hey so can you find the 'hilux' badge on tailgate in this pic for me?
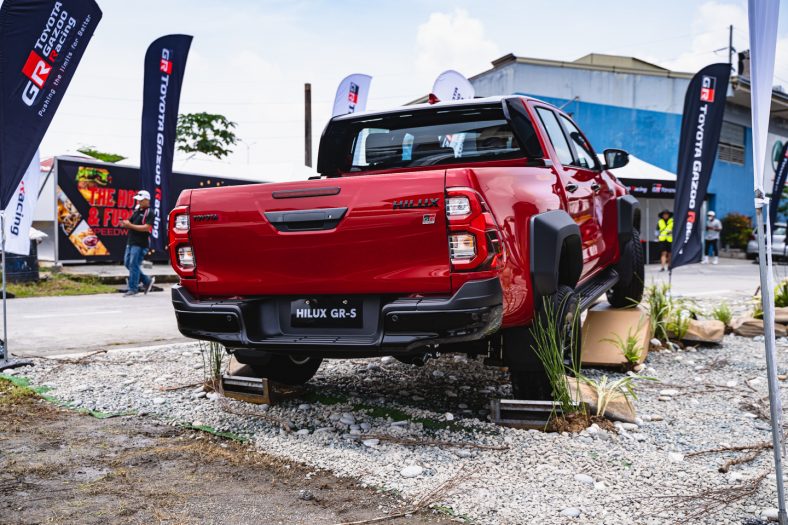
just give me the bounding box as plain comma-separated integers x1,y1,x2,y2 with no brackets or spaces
392,198,439,209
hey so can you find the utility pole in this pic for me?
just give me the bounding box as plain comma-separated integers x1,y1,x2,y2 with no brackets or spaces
304,83,312,168
728,24,734,65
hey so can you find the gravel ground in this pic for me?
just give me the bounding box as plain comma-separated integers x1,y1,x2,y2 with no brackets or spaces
10,298,788,525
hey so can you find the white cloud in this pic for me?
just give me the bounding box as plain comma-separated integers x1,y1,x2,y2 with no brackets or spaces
659,0,788,85
415,9,499,79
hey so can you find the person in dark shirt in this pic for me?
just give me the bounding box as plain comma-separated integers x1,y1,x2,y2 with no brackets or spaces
120,190,156,297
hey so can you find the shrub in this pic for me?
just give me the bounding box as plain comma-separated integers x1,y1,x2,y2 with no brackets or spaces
529,296,582,415
644,282,672,342
721,212,753,250
711,302,733,326
200,341,225,391
579,374,654,418
602,317,646,367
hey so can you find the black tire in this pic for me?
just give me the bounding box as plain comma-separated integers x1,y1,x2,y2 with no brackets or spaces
233,350,323,385
504,285,580,400
607,229,645,308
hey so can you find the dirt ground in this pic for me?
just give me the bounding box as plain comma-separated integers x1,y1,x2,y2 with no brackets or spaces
0,380,457,525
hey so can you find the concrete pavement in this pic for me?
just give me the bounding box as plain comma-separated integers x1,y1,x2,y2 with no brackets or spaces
5,258,771,357
9,287,186,357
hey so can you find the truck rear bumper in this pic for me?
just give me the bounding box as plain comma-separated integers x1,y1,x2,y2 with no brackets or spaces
171,278,503,357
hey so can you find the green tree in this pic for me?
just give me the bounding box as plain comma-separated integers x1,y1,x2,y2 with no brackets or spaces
176,112,238,160
77,147,126,163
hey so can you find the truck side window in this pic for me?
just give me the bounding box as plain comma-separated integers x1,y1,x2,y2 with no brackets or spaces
560,115,600,170
536,108,574,166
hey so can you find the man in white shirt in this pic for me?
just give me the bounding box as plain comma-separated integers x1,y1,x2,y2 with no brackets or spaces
702,211,723,265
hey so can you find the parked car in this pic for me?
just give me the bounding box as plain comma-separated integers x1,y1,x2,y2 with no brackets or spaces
746,223,786,260
167,96,645,399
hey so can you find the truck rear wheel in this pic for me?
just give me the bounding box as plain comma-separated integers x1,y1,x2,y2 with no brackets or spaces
504,285,580,400
607,229,645,308
233,350,323,385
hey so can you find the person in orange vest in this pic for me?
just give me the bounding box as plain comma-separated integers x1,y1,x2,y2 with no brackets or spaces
657,209,673,272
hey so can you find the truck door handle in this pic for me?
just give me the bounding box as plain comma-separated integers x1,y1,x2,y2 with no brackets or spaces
565,182,579,193
264,207,348,232
591,182,601,193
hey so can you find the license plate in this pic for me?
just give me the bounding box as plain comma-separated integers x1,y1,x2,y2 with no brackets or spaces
290,298,363,328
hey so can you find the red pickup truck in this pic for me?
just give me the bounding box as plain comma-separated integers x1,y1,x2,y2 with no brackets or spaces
168,96,644,399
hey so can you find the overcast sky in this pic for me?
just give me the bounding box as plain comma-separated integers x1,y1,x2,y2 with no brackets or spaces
36,0,788,173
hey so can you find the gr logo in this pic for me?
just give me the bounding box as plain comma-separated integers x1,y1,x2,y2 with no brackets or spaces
699,76,716,103
21,50,52,106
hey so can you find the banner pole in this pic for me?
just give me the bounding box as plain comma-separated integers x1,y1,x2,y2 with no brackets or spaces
1,211,7,364
755,196,788,525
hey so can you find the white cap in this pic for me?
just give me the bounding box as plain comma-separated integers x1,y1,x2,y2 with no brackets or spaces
707,210,716,217
133,190,151,201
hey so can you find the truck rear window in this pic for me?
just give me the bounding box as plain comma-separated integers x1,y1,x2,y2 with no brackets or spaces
318,103,539,176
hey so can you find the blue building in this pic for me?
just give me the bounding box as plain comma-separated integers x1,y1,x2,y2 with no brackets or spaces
470,53,788,229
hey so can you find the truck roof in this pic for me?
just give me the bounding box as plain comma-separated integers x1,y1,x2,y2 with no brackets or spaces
331,95,548,122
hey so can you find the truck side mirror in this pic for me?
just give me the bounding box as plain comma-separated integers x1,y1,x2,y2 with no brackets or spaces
603,149,629,170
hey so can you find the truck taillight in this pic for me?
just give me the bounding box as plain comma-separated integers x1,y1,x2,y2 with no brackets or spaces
449,233,476,260
177,245,195,269
446,188,505,272
169,205,195,277
446,196,472,217
173,213,189,233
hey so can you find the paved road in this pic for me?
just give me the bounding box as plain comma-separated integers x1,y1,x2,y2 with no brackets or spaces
646,257,765,298
4,258,772,358
8,287,186,358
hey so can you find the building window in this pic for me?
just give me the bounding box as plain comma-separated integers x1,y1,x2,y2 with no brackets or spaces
718,121,745,166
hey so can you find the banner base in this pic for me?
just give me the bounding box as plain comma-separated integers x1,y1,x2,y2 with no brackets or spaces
0,358,33,372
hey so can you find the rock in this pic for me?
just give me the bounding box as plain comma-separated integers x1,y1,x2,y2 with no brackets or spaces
761,508,779,521
390,420,408,427
593,481,607,491
683,319,725,343
659,389,679,396
574,473,594,485
729,472,744,482
455,449,472,458
152,397,166,405
339,413,355,425
381,356,395,364
650,338,662,348
192,420,205,427
560,507,581,518
400,465,423,478
633,364,645,372
206,392,220,401
298,489,314,501
360,422,371,431
668,452,684,463
444,412,455,421
296,429,310,436
621,422,639,431
432,370,444,378
650,415,664,422
362,439,379,447
297,403,311,411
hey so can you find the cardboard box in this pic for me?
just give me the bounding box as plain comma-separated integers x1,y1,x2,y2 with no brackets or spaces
581,303,651,367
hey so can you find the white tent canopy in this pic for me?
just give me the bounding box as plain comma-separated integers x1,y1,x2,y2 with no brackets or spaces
599,153,676,181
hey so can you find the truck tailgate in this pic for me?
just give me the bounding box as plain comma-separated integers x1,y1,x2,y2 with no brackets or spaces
188,170,451,297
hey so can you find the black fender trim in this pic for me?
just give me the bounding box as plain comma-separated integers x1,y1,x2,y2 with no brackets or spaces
529,210,582,297
617,194,640,243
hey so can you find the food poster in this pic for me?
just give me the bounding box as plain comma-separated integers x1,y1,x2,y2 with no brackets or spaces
55,158,253,262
